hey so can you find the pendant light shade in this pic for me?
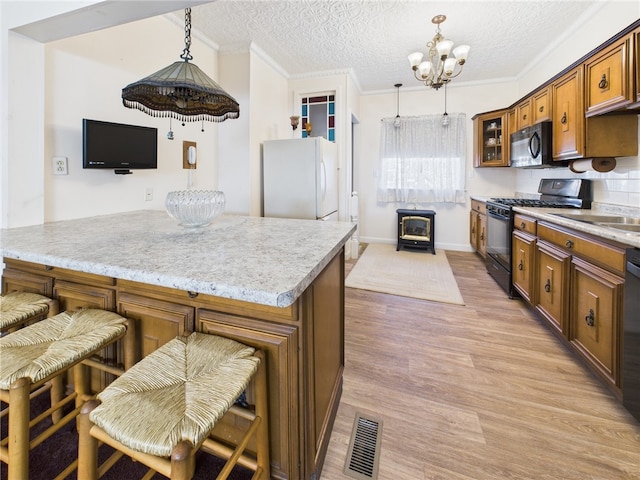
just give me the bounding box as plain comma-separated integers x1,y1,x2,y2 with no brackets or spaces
122,8,239,123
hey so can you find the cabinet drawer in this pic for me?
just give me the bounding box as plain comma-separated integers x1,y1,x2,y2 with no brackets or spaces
513,213,536,234
471,199,486,215
537,222,626,275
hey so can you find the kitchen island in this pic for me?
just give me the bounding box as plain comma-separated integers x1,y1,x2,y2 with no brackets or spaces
1,210,357,480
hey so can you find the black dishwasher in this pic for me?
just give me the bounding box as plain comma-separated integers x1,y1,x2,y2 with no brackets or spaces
623,247,640,422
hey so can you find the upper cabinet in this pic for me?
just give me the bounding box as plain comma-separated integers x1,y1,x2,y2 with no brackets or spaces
552,67,585,161
585,31,635,116
473,110,509,167
473,20,639,167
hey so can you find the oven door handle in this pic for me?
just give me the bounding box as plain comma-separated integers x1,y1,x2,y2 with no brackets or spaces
487,210,510,222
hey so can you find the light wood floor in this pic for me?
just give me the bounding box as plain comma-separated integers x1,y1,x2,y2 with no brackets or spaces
320,249,640,480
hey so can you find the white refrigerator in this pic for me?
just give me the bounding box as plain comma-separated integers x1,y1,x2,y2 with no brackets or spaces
262,138,338,221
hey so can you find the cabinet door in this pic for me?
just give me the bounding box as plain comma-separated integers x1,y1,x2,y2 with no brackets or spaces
198,311,298,480
585,34,633,116
535,242,570,337
117,292,194,359
532,87,551,123
477,212,487,258
473,111,509,167
512,231,535,304
54,279,115,311
515,98,532,130
552,67,584,161
570,258,623,387
469,210,479,251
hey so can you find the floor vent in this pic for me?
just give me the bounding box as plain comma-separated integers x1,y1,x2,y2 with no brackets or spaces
343,412,383,480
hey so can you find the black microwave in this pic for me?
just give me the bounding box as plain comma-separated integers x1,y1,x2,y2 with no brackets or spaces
510,121,554,168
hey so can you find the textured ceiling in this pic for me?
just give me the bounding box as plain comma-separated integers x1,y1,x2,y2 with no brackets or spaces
180,0,613,93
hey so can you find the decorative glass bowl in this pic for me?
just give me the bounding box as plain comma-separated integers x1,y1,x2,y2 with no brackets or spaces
165,190,225,227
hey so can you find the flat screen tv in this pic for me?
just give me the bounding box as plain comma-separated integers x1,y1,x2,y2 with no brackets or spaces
82,119,158,174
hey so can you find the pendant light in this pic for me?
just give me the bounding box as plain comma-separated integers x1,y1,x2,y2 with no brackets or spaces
122,8,239,124
441,84,450,127
394,83,402,128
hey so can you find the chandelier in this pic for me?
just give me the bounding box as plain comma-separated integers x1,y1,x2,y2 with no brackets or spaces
408,15,470,90
122,8,239,124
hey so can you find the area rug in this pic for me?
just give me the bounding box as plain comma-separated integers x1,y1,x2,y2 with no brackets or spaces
346,243,465,305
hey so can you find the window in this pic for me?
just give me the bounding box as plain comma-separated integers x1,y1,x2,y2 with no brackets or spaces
377,114,466,204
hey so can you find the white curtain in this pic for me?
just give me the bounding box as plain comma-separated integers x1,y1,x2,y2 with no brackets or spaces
377,113,466,204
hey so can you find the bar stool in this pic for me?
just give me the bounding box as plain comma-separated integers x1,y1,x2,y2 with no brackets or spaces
0,308,136,480
78,332,270,480
0,291,59,333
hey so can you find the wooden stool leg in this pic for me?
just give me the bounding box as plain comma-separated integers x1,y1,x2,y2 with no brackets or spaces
254,351,271,479
171,440,196,480
8,377,31,480
77,399,101,480
49,375,65,424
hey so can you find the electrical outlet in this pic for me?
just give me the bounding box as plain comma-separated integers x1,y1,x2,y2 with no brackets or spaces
145,187,153,201
52,156,68,175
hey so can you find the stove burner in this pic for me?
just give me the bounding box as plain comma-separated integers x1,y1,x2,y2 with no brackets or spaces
488,198,585,209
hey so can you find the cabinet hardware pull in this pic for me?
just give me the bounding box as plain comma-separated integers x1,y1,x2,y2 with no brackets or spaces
561,112,567,124
523,114,527,120
544,279,551,293
565,239,574,249
480,233,485,241
471,226,476,234
45,265,54,271
187,291,198,298
518,260,524,271
598,73,608,89
585,308,595,326
520,222,526,228
539,106,544,112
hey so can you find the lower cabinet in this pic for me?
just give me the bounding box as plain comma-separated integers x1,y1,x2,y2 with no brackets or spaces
512,230,536,303
535,242,570,337
470,199,487,257
530,221,626,392
570,257,624,386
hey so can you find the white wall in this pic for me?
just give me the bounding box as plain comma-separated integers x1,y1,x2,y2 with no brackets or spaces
43,15,220,221
356,81,519,250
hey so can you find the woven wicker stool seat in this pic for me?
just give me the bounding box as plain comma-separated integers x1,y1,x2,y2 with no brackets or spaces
0,308,135,480
0,291,58,332
79,332,270,480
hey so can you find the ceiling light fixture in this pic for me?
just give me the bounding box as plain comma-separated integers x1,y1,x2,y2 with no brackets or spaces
394,83,402,128
408,15,470,90
122,8,239,124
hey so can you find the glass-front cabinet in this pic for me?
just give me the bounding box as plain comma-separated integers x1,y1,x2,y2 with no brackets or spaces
473,109,510,167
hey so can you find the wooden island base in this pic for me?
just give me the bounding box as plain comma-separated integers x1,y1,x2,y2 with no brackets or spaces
2,250,346,480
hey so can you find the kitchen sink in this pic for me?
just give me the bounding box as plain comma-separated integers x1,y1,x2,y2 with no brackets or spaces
599,223,640,233
552,213,640,225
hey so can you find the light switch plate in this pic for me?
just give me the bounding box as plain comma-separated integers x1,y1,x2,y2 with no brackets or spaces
52,156,68,175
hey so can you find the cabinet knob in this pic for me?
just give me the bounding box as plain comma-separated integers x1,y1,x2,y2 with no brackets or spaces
565,239,574,249
518,260,524,271
522,114,527,120
598,73,608,89
187,291,199,298
585,308,595,327
480,233,485,241
561,112,567,124
538,106,544,112
544,279,551,293
520,222,526,229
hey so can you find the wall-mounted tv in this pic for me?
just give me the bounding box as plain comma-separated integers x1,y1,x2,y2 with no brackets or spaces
82,119,158,174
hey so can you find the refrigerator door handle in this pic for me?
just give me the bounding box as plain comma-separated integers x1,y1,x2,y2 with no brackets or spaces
320,159,327,200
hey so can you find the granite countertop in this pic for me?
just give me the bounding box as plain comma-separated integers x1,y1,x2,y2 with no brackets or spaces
512,206,640,249
0,210,357,308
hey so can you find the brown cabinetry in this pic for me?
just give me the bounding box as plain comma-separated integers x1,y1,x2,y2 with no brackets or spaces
532,87,551,124
534,221,626,391
473,110,509,167
515,98,532,130
1,251,346,480
469,199,487,257
585,32,634,116
535,242,570,337
512,214,537,304
552,67,585,161
570,258,624,386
